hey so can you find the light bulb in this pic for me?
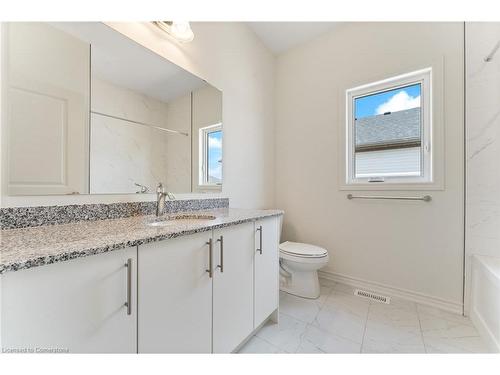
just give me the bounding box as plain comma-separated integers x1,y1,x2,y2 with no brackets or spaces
169,21,194,43
153,21,195,43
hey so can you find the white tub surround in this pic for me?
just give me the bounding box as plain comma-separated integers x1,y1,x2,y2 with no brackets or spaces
470,255,500,352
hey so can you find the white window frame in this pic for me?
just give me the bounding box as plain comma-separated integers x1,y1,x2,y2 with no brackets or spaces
345,68,432,186
198,123,222,187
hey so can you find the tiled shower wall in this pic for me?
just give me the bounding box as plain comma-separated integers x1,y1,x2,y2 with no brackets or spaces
465,23,500,306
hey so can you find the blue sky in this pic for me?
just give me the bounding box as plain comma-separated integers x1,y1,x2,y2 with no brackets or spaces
355,83,421,119
208,130,222,182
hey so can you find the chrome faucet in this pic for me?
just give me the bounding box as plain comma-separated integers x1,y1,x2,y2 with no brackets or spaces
156,182,176,217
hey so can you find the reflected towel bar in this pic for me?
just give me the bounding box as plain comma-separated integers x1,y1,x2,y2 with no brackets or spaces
91,111,189,136
484,40,500,62
347,194,432,202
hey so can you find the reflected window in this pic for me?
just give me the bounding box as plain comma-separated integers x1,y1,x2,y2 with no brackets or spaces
200,124,222,186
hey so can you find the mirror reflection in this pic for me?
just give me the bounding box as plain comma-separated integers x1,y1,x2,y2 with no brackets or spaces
3,22,223,196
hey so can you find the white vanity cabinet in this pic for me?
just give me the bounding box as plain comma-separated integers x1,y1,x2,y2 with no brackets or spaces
0,215,280,354
212,222,255,353
138,232,213,353
138,217,280,353
254,217,280,328
1,247,137,353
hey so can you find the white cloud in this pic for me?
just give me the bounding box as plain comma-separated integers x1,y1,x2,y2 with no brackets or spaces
375,91,420,115
209,165,222,181
208,137,222,149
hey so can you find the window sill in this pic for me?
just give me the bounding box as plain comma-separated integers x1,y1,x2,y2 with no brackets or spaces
195,184,222,192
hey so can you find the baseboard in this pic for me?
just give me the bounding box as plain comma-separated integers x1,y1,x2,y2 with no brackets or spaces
318,270,463,315
470,307,500,353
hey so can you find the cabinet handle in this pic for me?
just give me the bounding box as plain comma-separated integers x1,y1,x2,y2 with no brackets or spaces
256,226,263,255
206,238,213,278
217,235,224,273
124,258,132,315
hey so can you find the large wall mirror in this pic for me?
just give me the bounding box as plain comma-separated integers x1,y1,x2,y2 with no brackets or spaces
2,22,223,196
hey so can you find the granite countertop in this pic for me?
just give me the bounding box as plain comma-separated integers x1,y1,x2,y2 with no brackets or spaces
0,208,283,275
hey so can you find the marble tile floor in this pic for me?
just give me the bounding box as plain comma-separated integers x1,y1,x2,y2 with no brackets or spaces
238,279,490,354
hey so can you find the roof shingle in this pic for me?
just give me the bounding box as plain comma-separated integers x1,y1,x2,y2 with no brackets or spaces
355,107,421,151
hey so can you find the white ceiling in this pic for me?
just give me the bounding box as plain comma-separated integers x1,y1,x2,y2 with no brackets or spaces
49,22,338,97
51,22,207,103
247,22,339,54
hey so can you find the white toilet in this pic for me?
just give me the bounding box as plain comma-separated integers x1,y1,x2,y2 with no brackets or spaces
279,241,329,299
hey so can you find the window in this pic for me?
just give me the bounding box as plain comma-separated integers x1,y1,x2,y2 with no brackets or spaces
346,68,432,185
199,123,222,186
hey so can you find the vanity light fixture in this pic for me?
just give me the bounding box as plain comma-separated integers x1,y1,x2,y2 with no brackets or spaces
153,21,194,43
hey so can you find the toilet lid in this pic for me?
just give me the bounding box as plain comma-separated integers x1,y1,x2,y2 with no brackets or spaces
279,241,328,257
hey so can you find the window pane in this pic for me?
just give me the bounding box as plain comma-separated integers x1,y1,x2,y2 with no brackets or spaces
207,130,222,184
354,83,422,178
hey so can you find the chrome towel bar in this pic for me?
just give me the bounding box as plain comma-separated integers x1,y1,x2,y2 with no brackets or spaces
91,111,189,136
347,194,432,202
484,40,500,62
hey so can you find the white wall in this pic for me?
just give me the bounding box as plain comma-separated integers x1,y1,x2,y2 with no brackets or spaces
275,23,465,312
165,93,192,193
0,22,276,208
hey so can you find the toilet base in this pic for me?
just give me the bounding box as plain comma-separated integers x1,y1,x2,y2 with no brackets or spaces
280,269,321,299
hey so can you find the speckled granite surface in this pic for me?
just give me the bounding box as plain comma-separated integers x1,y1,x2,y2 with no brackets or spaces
0,198,229,229
0,208,283,275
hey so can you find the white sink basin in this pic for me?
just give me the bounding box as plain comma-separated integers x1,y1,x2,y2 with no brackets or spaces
147,214,217,227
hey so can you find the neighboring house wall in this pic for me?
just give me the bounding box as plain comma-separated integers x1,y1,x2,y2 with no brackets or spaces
276,22,464,312
355,147,421,177
354,108,422,177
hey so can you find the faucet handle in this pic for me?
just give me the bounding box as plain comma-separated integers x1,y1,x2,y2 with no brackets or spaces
134,183,149,194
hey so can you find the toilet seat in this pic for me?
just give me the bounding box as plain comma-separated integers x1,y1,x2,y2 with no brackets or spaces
279,241,328,258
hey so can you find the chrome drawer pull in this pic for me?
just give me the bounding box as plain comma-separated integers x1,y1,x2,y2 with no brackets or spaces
256,226,263,255
124,258,132,315
206,238,213,278
217,235,224,273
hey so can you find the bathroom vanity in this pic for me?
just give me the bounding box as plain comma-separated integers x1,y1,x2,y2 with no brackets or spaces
0,22,282,353
0,202,282,353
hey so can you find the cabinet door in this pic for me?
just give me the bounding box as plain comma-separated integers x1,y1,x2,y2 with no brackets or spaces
138,232,212,353
212,222,255,353
254,217,280,327
1,247,137,353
